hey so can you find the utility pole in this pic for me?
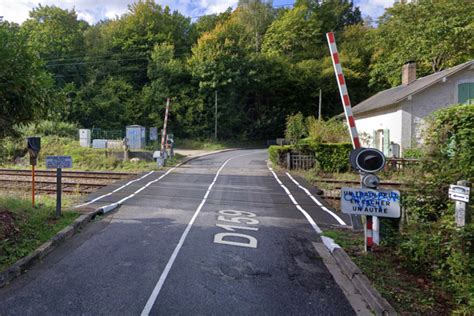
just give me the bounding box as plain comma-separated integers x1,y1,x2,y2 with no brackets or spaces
214,90,218,140
318,88,322,120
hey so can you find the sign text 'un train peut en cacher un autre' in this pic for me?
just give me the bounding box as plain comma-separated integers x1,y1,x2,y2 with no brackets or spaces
340,187,401,218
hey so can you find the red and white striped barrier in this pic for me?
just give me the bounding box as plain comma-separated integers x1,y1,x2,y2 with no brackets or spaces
326,32,376,252
161,98,171,154
326,32,361,149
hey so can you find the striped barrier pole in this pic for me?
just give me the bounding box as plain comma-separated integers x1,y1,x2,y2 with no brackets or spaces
326,32,376,252
160,98,170,155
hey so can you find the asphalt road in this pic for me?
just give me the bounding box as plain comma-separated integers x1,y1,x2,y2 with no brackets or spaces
0,149,355,315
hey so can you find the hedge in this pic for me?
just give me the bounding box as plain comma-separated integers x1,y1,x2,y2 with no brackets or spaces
268,141,352,173
313,143,352,173
268,145,292,165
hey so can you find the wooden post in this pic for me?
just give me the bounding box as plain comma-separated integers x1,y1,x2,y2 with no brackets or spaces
455,180,471,227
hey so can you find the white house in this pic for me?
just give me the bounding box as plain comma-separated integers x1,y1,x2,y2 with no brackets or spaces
349,60,474,157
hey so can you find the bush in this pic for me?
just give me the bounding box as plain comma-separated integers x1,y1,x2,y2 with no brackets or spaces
399,104,474,312
16,120,78,139
403,148,424,159
314,143,352,173
397,221,474,310
268,142,352,173
306,117,350,143
268,145,293,166
285,112,307,144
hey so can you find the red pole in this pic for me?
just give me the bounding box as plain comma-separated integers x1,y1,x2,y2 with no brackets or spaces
327,32,374,252
326,32,361,149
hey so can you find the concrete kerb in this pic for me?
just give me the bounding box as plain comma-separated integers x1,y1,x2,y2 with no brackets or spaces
0,148,240,288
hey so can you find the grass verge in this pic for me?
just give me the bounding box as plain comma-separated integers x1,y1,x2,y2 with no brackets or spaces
0,193,79,271
322,228,453,314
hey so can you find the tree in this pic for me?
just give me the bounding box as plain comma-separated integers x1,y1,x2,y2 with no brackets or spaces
236,0,276,52
195,9,232,36
370,0,474,88
263,0,362,61
21,5,87,86
0,22,53,137
262,4,322,61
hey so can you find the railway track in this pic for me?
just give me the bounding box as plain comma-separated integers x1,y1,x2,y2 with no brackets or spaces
0,169,137,194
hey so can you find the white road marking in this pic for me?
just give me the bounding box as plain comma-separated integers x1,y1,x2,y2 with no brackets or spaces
97,167,178,214
285,172,347,226
268,167,323,234
141,152,256,316
74,171,155,208
214,210,259,248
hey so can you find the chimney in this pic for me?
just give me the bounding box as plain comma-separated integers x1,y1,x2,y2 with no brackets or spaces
402,61,416,86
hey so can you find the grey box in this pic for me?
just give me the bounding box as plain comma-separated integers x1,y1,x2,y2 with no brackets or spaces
92,139,107,149
126,125,146,150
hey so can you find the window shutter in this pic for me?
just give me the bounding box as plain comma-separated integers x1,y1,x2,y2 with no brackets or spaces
469,83,474,105
383,129,390,156
458,83,471,104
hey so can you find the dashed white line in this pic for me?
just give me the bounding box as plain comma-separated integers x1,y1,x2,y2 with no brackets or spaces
141,152,256,316
285,172,347,226
74,170,155,208
98,167,178,214
268,167,323,234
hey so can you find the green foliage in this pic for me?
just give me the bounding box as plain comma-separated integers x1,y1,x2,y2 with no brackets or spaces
396,104,474,313
370,0,474,88
397,222,474,311
0,22,53,138
21,5,87,86
403,104,474,222
16,120,78,138
268,145,293,165
268,141,351,173
1,0,471,147
313,143,352,173
403,148,424,159
0,195,79,271
285,112,307,144
306,117,350,143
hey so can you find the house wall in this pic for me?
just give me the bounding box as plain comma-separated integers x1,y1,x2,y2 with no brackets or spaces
354,65,474,157
402,67,474,148
354,106,402,153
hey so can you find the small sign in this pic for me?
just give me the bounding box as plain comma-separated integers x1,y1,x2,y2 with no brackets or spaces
448,185,470,203
340,187,401,218
46,156,73,169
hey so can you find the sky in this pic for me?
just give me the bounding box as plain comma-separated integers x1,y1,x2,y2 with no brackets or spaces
0,0,394,25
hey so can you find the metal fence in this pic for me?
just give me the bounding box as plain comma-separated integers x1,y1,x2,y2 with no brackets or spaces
91,128,124,140
286,153,315,170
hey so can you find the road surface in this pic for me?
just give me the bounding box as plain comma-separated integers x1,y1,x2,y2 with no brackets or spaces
0,149,355,315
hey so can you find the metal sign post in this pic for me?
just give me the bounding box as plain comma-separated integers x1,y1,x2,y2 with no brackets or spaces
326,32,365,232
46,156,73,217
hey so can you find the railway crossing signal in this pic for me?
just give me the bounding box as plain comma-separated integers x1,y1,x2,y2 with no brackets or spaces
326,32,401,252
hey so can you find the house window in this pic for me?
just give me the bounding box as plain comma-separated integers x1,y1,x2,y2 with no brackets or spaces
458,82,474,104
